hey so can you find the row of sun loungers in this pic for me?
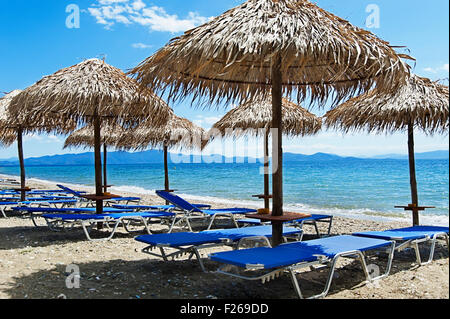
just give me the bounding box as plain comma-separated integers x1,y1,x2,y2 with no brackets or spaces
0,184,448,298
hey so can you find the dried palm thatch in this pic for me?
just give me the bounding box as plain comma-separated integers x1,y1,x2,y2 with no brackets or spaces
204,94,322,143
1,90,75,145
324,74,449,226
1,89,77,200
9,58,171,128
63,123,127,150
130,0,411,107
114,110,205,194
130,0,412,246
115,109,206,151
325,75,449,134
8,58,172,213
0,91,19,147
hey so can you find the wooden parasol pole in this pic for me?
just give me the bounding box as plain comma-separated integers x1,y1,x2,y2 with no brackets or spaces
408,121,419,226
271,54,284,246
93,114,103,214
17,128,26,201
263,129,270,210
163,144,170,204
103,143,108,193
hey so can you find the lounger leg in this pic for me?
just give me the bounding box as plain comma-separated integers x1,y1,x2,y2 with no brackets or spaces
186,216,193,232
81,220,120,241
413,241,423,266
206,215,216,231
191,248,207,273
1,207,7,218
421,234,448,266
312,221,320,237
311,257,340,299
289,268,304,299
327,217,334,236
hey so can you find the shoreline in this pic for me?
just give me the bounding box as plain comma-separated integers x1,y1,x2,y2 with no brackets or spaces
0,174,449,299
1,172,448,227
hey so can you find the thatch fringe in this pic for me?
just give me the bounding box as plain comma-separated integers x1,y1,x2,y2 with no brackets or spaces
63,123,127,150
9,59,171,129
130,0,411,108
65,109,205,152
114,109,206,151
324,75,449,134
203,94,321,149
1,90,75,145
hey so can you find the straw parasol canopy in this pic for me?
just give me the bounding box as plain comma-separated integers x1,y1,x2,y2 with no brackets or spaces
0,91,21,147
64,123,130,193
9,58,172,213
325,74,449,225
131,0,411,106
203,94,321,209
204,95,322,138
64,124,127,149
130,0,412,246
115,110,206,194
1,90,76,200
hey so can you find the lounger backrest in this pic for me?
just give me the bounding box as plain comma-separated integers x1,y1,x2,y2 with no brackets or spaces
156,191,202,213
57,184,83,197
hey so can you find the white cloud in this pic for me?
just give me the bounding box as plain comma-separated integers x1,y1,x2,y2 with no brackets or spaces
423,63,449,74
88,0,211,33
131,42,152,49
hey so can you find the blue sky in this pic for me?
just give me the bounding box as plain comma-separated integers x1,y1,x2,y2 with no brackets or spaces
0,0,448,160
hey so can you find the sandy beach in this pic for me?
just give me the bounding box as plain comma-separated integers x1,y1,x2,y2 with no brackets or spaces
0,176,448,300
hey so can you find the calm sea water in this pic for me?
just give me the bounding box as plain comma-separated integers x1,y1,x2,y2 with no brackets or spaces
1,159,448,225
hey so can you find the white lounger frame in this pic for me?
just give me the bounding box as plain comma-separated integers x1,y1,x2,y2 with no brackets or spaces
213,241,396,299
390,232,449,266
1,201,76,220
141,232,304,273
44,215,167,241
167,209,241,233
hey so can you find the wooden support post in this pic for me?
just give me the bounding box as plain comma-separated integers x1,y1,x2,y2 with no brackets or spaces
263,129,270,210
103,143,108,194
93,115,103,215
17,128,26,202
408,122,419,226
164,144,170,205
271,54,283,247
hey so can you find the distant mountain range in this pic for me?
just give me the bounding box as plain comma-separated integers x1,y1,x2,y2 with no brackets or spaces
0,150,448,166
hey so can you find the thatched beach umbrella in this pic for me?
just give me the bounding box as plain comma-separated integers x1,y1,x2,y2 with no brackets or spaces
203,94,322,210
1,90,75,201
64,124,128,193
130,0,411,245
325,75,449,225
9,58,171,213
115,109,205,196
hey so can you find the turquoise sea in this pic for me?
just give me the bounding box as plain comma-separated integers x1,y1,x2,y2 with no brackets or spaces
1,159,448,226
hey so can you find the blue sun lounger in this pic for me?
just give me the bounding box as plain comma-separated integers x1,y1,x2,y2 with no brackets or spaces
1,199,77,218
112,203,212,212
238,214,334,237
209,235,395,299
353,226,449,266
56,184,141,205
41,211,176,241
12,206,134,227
155,191,257,232
135,225,304,272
